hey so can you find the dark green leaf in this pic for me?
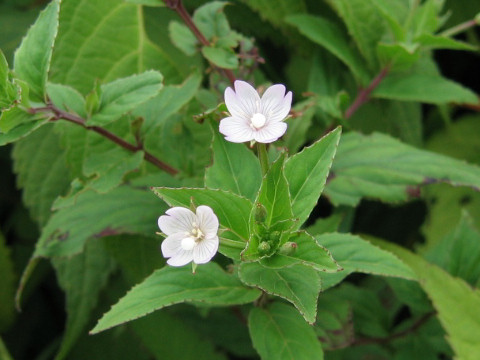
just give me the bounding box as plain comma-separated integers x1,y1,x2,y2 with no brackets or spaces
0,230,15,332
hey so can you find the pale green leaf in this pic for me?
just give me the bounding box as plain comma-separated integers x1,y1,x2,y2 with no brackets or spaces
415,34,477,51
201,46,239,69
193,1,231,41
373,73,478,104
325,132,480,206
88,71,163,126
53,240,115,360
315,232,417,290
125,0,165,6
371,238,480,360
285,127,341,228
169,21,198,56
239,262,321,324
377,43,420,71
0,106,42,134
286,14,370,84
249,302,323,360
205,124,261,201
13,0,60,100
91,262,261,334
46,83,87,118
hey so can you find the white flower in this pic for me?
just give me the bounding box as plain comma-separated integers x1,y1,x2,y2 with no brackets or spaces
219,80,292,143
158,206,219,267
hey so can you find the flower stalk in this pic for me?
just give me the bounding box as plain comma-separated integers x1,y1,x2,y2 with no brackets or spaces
257,143,269,176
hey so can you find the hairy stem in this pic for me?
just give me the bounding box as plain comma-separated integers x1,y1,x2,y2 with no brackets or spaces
29,104,179,175
344,66,390,119
165,0,236,85
440,18,478,37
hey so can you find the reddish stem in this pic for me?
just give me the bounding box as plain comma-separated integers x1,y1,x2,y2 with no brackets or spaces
344,67,390,119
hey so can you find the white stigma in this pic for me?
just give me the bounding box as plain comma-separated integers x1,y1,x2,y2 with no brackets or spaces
181,237,196,251
250,113,266,129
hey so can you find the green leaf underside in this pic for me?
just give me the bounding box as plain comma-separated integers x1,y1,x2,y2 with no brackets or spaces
373,74,478,104
249,302,323,360
34,186,166,258
91,262,261,334
88,71,163,126
315,232,417,290
47,83,87,118
205,125,262,201
260,231,340,273
239,262,321,324
325,132,480,206
13,0,60,100
372,238,480,360
285,127,341,228
53,240,115,360
286,14,369,83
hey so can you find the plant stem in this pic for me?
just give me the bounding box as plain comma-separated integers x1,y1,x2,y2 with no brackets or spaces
219,237,246,249
257,143,269,176
29,104,179,175
344,66,390,119
164,0,236,85
440,18,478,37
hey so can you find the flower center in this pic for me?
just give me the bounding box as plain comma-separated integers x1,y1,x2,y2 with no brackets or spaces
181,237,196,251
250,113,266,129
191,227,204,241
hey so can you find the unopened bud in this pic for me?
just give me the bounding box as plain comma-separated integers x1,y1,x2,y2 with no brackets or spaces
278,242,297,256
254,203,267,223
257,241,271,255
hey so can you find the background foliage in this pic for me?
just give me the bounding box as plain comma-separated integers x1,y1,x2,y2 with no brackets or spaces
1,0,480,359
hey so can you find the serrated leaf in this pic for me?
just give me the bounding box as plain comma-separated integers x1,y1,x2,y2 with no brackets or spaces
205,124,261,201
53,240,115,360
373,73,478,104
201,46,239,69
34,186,166,257
0,230,15,332
46,83,87,118
91,262,261,334
286,14,370,84
50,0,183,95
315,232,417,290
325,132,480,206
285,127,341,228
371,238,480,360
239,262,321,324
260,231,340,272
152,187,252,259
88,71,163,126
249,302,323,360
13,0,60,100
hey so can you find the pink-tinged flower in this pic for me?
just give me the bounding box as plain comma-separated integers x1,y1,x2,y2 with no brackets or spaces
219,80,292,144
158,206,219,267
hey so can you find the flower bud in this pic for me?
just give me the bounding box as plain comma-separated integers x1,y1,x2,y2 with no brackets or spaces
254,203,267,223
278,242,297,256
257,241,271,255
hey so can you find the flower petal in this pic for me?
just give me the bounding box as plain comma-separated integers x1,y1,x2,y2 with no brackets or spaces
167,249,194,267
254,121,288,143
161,232,186,258
158,207,196,235
196,205,219,238
262,87,292,123
193,236,219,264
219,116,255,143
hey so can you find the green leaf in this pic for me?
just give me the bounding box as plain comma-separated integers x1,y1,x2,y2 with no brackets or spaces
369,0,408,40
415,34,477,51
0,230,15,332
201,46,239,69
377,43,420,71
285,127,341,228
240,0,307,29
325,132,480,206
286,14,370,84
261,231,340,272
50,0,183,95
12,124,71,225
411,0,443,36
0,106,42,134
193,1,231,41
315,232,417,290
34,186,166,257
239,262,321,324
88,71,163,126
13,0,60,100
0,50,19,111
169,21,198,56
91,262,261,334
249,302,323,360
326,0,384,69
152,187,252,259
125,0,165,6
131,311,227,360
52,240,115,360
373,73,478,104
205,125,261,201
46,83,87,118
371,238,480,360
